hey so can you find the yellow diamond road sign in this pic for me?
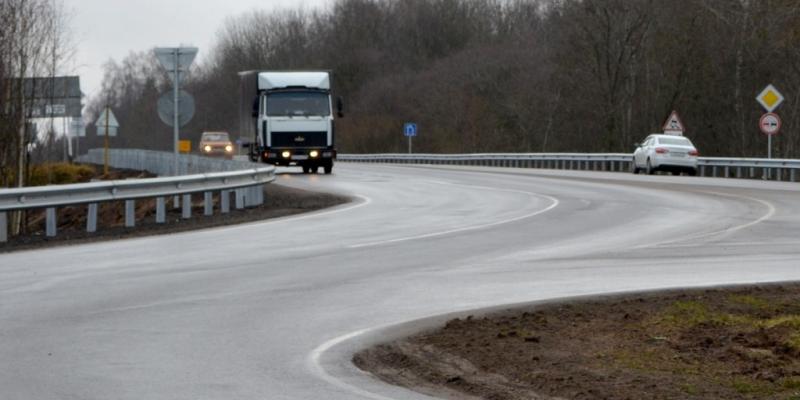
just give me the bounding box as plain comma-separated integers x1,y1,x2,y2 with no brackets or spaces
757,84,784,112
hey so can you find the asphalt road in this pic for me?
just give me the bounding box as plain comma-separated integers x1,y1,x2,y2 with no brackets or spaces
1,163,798,400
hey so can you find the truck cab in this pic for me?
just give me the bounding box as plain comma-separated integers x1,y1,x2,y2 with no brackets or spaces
240,71,341,174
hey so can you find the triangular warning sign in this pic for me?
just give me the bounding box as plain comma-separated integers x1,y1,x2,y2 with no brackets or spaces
96,107,119,128
662,111,685,135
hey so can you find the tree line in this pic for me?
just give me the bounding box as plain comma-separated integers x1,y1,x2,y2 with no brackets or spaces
0,0,71,188
77,0,800,160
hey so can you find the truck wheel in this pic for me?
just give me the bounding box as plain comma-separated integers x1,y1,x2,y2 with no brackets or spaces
302,166,310,174
324,164,333,174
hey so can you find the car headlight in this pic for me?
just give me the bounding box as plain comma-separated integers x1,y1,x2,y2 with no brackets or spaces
309,150,319,158
203,145,212,152
225,145,233,152
281,151,291,159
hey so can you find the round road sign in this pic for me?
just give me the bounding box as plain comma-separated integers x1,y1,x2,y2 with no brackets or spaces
759,113,781,136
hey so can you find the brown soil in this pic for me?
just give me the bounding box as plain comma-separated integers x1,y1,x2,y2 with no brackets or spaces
2,167,350,253
355,284,800,400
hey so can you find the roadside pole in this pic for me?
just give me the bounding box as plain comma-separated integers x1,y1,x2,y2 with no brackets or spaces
154,47,198,176
769,135,772,159
404,122,417,154
173,48,179,176
104,105,110,175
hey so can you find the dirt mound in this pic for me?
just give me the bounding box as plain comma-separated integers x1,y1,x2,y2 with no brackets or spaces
355,284,800,400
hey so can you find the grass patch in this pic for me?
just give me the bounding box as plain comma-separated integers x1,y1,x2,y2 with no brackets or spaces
782,378,800,390
652,300,754,330
763,315,800,330
730,377,777,396
729,294,773,310
27,163,96,186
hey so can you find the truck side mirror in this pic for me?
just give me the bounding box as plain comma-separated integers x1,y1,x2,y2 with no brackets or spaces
336,96,344,118
251,96,259,118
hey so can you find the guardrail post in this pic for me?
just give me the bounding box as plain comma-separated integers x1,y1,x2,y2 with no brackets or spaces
724,166,730,178
125,200,136,227
0,212,7,243
763,167,770,180
87,203,98,232
173,195,180,209
777,168,783,182
792,169,797,182
736,167,742,178
204,192,213,216
182,194,191,219
221,190,231,213
156,197,166,223
46,207,57,237
235,189,245,209
245,187,257,207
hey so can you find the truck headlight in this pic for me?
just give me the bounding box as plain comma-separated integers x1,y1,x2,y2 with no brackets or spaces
309,150,319,158
203,145,212,152
225,145,233,153
282,151,291,159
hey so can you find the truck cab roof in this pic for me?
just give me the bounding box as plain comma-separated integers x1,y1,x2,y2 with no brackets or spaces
255,71,330,91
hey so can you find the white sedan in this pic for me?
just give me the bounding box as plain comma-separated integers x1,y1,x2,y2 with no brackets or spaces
632,134,699,176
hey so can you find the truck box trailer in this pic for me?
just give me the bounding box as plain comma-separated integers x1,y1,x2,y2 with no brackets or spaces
239,70,342,174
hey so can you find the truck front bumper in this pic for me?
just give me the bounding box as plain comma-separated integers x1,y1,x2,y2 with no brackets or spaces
261,148,335,165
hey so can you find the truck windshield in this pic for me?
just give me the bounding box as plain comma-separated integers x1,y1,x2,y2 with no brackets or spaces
266,91,330,117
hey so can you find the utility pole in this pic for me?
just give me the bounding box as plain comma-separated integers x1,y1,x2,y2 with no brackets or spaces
104,104,110,175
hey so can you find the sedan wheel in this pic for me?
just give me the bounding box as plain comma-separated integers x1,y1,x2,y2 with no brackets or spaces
631,161,640,174
646,159,655,175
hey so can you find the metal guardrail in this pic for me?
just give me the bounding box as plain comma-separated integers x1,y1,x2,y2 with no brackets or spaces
0,149,276,243
338,153,800,182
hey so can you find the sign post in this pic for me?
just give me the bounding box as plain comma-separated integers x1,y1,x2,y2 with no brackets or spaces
155,47,198,175
759,113,781,159
756,84,785,159
96,107,119,175
404,122,417,154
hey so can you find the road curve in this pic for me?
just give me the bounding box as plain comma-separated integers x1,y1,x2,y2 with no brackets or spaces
0,164,798,400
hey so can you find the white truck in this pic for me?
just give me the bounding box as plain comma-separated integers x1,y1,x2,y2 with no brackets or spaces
239,70,342,174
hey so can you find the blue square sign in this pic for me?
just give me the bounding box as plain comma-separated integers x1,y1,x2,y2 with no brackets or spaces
404,123,417,137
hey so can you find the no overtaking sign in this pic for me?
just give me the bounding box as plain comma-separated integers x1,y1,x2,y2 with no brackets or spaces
760,113,781,136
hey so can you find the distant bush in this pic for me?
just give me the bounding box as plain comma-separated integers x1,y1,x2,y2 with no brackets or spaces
27,163,96,186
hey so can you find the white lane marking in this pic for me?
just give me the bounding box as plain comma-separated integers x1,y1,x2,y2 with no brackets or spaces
308,327,399,400
348,184,560,249
637,190,777,249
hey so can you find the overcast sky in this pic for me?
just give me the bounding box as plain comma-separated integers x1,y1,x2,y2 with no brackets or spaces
64,0,333,99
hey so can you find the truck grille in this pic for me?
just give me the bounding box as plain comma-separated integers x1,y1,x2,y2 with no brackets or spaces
271,131,328,147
